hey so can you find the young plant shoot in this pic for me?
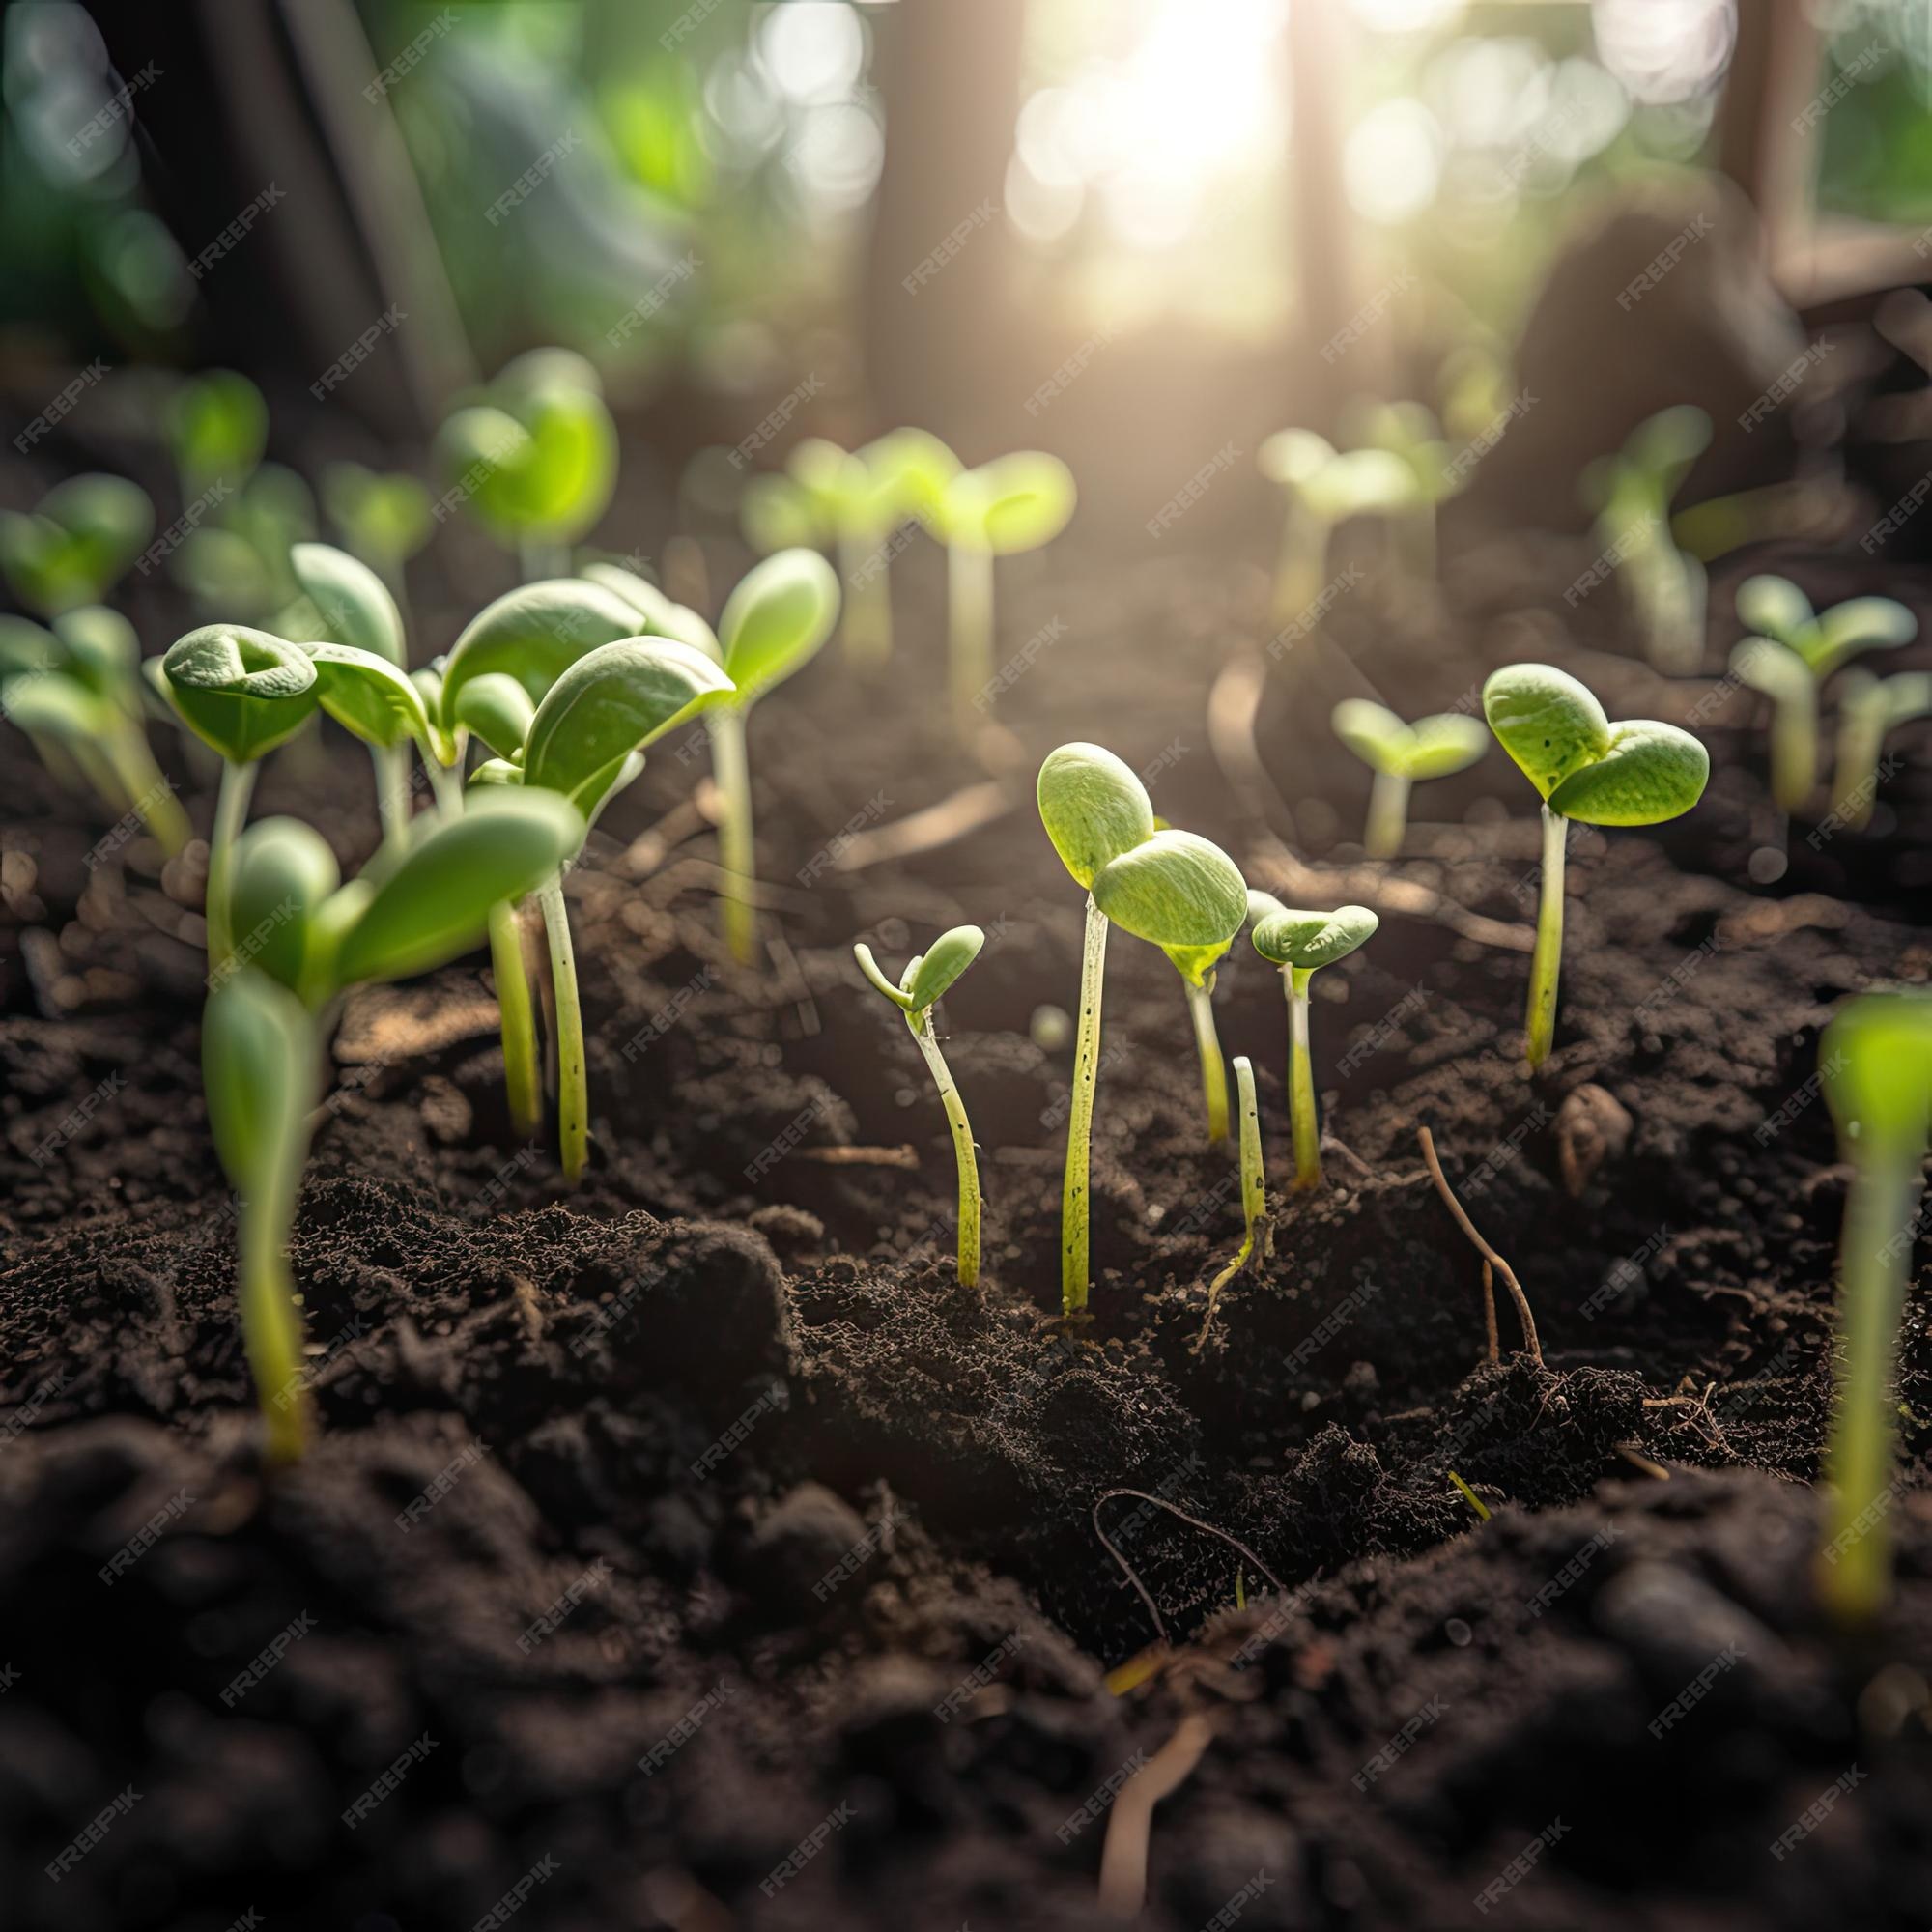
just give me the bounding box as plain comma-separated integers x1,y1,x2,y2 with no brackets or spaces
0,473,154,616
1195,1055,1268,1350
1037,743,1247,1317
1347,398,1457,582
437,349,618,579
931,453,1075,723
1246,892,1378,1190
1483,664,1710,1070
1815,990,1932,1623
1257,430,1412,631
206,789,583,1461
1831,670,1932,830
1581,404,1711,674
0,609,191,856
1732,575,1918,814
853,925,986,1286
1331,698,1488,859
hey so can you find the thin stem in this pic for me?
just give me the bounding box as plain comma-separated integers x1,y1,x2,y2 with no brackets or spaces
1771,690,1819,815
206,758,258,973
1830,707,1884,832
948,540,995,724
1195,1056,1267,1352
708,705,757,965
839,526,893,665
1288,966,1321,1191
1183,977,1230,1145
105,723,190,856
371,740,412,851
1061,894,1109,1318
490,897,542,1140
1525,804,1566,1071
1271,499,1326,631
1817,1151,1919,1623
424,752,464,820
1364,769,1411,861
537,871,587,1183
243,1021,317,1465
911,1010,980,1288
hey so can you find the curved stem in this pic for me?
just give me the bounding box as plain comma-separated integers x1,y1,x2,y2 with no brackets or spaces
1184,976,1230,1146
107,723,190,856
1818,1151,1919,1623
1364,769,1411,861
1271,499,1325,631
371,740,411,851
1196,1057,1267,1351
1525,804,1566,1070
537,871,587,1183
948,540,995,724
1288,966,1321,1191
1061,895,1109,1317
911,1010,980,1287
708,706,757,965
244,1022,318,1466
1772,690,1819,815
490,897,542,1140
1830,709,1884,832
206,758,258,973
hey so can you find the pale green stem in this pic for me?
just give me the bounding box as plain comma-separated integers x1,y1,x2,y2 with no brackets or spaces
1525,804,1566,1071
424,753,464,820
1771,689,1819,815
1831,706,1885,832
1288,966,1321,1191
1271,497,1326,631
1629,533,1701,675
242,1024,317,1465
1184,977,1230,1146
840,526,893,665
948,539,995,724
1364,769,1411,861
1817,1151,1921,1623
371,740,411,851
911,1010,980,1288
537,872,587,1183
709,705,756,965
1198,1057,1268,1349
102,722,190,856
1401,503,1437,583
490,897,542,1140
206,758,257,972
1061,894,1109,1318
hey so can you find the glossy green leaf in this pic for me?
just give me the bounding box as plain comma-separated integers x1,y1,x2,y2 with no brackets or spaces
1547,721,1710,826
580,563,722,660
454,672,536,760
942,453,1076,554
202,966,311,1199
1823,989,1932,1151
439,580,641,728
1092,829,1248,951
161,625,320,763
331,788,584,990
523,638,734,807
290,542,406,668
907,924,984,1012
303,641,436,753
1482,664,1612,800
1037,742,1155,890
1251,899,1378,970
717,548,839,702
225,816,340,998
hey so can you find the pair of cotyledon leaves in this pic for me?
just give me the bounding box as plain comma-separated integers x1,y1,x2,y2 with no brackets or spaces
1258,430,1418,523
854,924,985,1023
1332,699,1488,782
1730,575,1918,701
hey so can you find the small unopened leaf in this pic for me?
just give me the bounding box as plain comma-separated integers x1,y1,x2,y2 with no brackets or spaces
1483,664,1611,800
454,672,536,760
907,925,984,1011
1546,721,1709,826
161,626,320,763
1252,901,1378,970
853,942,914,1010
1092,830,1248,951
717,549,839,702
291,541,406,668
1037,742,1155,890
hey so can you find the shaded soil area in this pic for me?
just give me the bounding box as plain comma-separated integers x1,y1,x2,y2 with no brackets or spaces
3,527,1931,1930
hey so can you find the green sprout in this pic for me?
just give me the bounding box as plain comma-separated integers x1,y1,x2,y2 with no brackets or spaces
928,451,1075,723
1581,404,1711,674
1831,670,1932,831
0,608,190,856
1194,1055,1268,1350
853,925,986,1286
1483,664,1710,1070
1038,743,1247,1318
1257,430,1414,631
1330,699,1488,859
1815,990,1932,1623
1246,893,1378,1191
156,627,324,968
206,788,583,1462
0,474,154,616
437,349,618,580
1732,576,1918,814
1347,399,1458,582
320,461,433,601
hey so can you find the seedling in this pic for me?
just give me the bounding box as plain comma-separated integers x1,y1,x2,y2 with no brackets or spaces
1194,1056,1268,1350
928,451,1075,722
1038,743,1247,1316
1247,892,1378,1190
1257,430,1412,630
321,460,433,599
0,474,154,615
437,349,618,579
1483,663,1710,1069
1815,990,1932,1622
1581,404,1711,673
853,925,986,1286
1347,399,1457,581
1732,576,1918,813
1831,670,1932,830
156,626,324,967
205,788,583,1461
1331,699,1488,858
0,608,190,855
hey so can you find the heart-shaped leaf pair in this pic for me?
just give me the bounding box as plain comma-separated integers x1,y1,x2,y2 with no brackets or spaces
1483,663,1709,826
1332,699,1488,781
0,474,155,617
1735,574,1918,681
937,453,1075,554
854,924,984,1018
1248,890,1378,971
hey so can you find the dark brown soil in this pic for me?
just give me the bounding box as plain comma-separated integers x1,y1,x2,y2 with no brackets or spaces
3,519,1931,1931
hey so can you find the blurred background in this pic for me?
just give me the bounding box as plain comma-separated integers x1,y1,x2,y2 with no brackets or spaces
3,0,1932,550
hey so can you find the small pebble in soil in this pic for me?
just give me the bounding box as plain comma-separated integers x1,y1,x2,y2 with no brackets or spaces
1030,1004,1072,1051
1747,845,1788,884
1445,1617,1473,1647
